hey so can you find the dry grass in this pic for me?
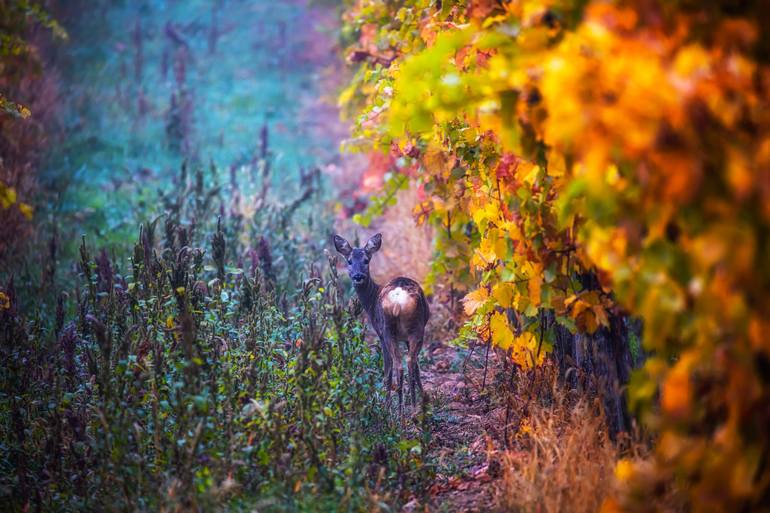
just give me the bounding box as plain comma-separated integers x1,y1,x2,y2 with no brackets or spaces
368,186,434,285
497,365,622,513
495,363,686,513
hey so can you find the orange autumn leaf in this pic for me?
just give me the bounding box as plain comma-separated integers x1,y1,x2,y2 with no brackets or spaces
661,352,697,418
462,287,489,316
528,264,543,308
422,144,454,178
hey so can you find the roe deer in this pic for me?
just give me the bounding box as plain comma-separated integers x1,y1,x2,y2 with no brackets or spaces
333,233,430,418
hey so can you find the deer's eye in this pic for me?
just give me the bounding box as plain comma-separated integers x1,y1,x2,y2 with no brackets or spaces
347,259,352,265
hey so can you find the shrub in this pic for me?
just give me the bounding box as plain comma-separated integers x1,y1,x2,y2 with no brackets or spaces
0,172,423,512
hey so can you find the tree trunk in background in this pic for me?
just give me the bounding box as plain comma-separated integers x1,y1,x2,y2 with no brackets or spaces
554,318,637,437
553,273,640,437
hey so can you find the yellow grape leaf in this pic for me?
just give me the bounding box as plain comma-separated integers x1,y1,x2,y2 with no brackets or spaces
528,263,543,307
585,226,628,273
511,331,543,369
585,312,599,333
462,287,489,316
501,220,522,241
568,299,593,332
472,237,498,269
546,149,566,178
490,311,514,350
471,201,499,228
492,282,515,307
470,253,486,270
431,196,447,213
493,229,509,261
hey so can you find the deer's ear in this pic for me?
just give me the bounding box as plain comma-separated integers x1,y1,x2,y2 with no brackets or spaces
364,233,382,256
333,235,353,258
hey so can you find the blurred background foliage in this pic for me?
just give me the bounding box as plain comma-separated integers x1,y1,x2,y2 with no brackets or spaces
38,0,345,266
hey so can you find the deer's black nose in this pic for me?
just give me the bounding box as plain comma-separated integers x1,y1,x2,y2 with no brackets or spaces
352,274,366,284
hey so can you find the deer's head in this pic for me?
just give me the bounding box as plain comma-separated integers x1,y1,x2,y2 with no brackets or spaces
333,233,381,287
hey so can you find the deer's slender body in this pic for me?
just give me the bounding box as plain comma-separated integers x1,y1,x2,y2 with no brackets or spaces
333,234,430,417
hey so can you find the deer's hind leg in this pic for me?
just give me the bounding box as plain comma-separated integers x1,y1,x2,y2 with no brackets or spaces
407,332,424,407
391,336,404,422
384,319,403,421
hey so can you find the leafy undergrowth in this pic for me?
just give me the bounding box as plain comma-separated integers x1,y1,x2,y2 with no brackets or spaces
0,168,433,512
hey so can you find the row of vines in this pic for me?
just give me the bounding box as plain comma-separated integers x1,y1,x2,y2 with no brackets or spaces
340,0,770,511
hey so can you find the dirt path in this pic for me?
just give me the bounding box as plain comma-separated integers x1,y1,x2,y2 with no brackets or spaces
402,342,507,513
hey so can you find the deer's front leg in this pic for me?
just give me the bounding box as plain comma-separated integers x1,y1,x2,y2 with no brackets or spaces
380,335,393,407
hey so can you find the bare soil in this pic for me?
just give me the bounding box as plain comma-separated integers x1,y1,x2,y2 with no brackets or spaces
402,342,509,513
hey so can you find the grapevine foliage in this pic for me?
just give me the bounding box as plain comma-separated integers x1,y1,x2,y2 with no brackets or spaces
341,0,770,510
